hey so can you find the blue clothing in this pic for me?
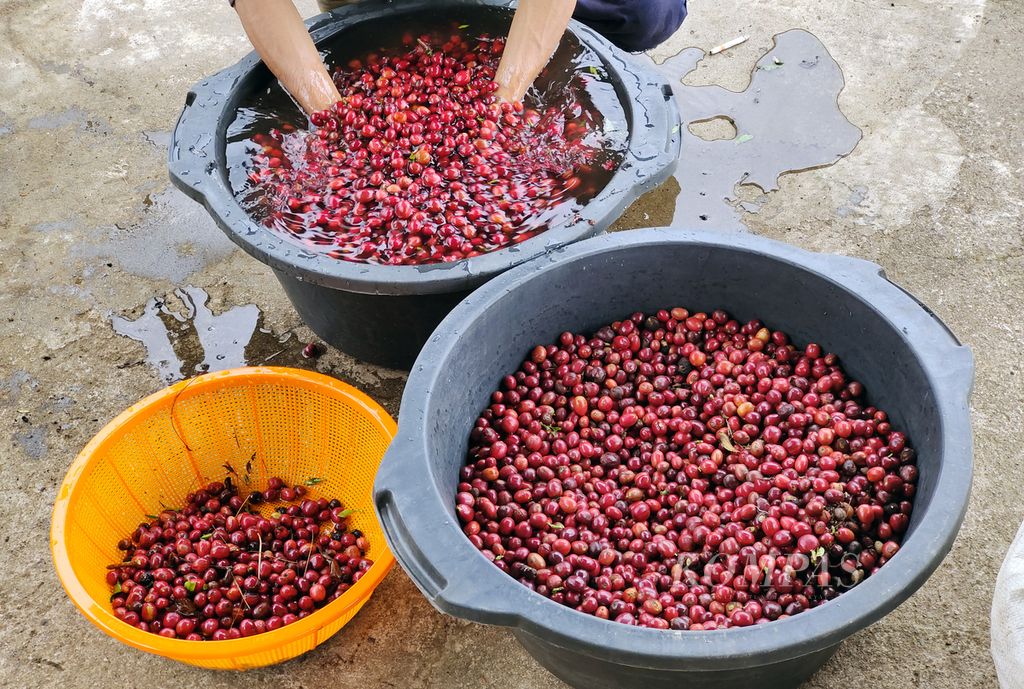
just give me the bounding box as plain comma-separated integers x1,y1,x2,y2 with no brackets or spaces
307,1,688,52
574,0,688,52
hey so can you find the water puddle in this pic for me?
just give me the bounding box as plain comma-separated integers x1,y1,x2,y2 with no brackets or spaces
628,29,861,231
112,287,305,383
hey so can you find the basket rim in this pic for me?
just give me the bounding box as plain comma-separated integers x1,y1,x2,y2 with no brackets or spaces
50,366,396,662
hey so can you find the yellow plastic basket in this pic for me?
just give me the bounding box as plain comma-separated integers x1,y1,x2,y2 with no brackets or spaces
50,367,396,669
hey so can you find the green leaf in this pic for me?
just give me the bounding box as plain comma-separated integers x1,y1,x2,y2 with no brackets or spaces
493,554,503,561
184,580,197,593
734,134,754,144
337,508,357,518
458,23,470,29
811,546,826,564
588,66,599,75
550,522,564,530
112,582,122,594
551,587,564,593
305,477,324,486
145,514,159,520
201,533,212,540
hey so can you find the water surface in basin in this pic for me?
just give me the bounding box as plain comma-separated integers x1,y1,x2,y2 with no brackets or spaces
226,6,630,263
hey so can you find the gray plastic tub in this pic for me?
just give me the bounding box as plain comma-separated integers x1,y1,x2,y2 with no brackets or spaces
373,228,974,689
168,0,680,369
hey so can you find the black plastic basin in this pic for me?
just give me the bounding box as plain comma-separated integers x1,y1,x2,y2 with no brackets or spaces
373,228,974,689
168,0,680,369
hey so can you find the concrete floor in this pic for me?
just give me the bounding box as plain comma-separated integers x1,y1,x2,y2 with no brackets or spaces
1,0,1020,686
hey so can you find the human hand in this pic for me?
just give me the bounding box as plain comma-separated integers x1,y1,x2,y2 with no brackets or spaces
494,0,576,102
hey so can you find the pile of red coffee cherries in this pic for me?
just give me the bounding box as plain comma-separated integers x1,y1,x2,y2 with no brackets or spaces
107,476,371,639
247,31,610,265
459,308,917,630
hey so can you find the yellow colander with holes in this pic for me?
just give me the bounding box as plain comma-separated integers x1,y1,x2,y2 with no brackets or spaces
50,367,396,669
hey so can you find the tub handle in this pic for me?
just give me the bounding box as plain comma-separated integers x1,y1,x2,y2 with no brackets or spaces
168,90,201,198
661,83,681,156
809,252,975,402
168,71,233,203
374,444,528,624
827,254,969,348
374,489,447,600
881,275,963,346
641,71,683,176
886,275,975,403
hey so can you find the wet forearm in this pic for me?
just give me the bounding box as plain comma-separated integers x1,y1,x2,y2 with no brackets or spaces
233,0,341,114
495,0,576,102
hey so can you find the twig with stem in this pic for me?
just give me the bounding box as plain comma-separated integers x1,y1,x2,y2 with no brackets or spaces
302,541,320,579
168,375,203,451
234,493,252,517
233,578,251,609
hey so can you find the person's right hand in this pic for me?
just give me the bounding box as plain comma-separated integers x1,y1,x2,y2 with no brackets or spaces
494,0,577,102
233,0,341,114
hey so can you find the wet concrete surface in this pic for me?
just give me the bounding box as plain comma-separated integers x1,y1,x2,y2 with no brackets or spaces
640,29,863,231
0,0,1020,687
111,286,262,383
